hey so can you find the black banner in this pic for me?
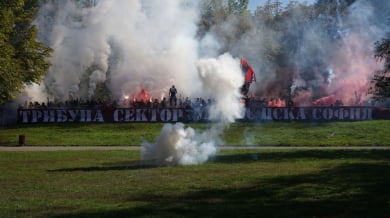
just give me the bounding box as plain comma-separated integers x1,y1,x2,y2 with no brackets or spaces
17,106,389,124
245,107,374,121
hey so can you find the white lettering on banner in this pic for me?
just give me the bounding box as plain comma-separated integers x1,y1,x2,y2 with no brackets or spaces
347,108,354,119
247,107,372,121
17,107,375,123
136,109,148,122
160,109,170,122
56,109,67,122
311,107,372,121
272,108,282,120
125,109,135,122
297,108,307,120
68,110,78,122
261,108,272,120
93,110,104,122
113,109,122,122
19,110,30,123
250,107,308,121
32,110,42,123
151,109,157,122
312,108,321,120
245,108,255,120
85,110,92,122
79,110,87,122
176,109,183,121
18,109,105,123
111,109,181,122
43,110,55,122
323,108,333,120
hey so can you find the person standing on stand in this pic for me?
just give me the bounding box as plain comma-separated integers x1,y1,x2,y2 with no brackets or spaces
169,85,177,107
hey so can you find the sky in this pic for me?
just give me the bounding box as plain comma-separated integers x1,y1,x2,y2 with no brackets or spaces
248,0,317,11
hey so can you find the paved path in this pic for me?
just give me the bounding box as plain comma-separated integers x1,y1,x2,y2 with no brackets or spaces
0,146,389,151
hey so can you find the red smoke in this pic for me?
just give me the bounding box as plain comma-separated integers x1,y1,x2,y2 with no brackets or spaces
313,95,337,106
248,33,381,107
326,33,379,106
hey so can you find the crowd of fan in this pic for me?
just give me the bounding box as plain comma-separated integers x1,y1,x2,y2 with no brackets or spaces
19,98,117,110
18,96,364,111
18,96,216,110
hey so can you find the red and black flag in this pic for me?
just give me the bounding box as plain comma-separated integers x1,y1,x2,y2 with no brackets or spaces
240,58,256,96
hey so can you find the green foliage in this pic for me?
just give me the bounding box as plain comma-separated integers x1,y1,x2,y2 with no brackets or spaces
254,0,284,25
369,37,390,100
0,0,52,104
198,0,251,52
240,0,322,79
227,0,249,14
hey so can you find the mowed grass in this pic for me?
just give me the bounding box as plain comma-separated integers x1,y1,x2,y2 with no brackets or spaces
0,120,389,146
0,149,389,217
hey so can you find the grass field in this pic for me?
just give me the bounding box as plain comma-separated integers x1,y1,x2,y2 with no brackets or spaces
0,121,389,217
0,120,389,146
0,149,389,217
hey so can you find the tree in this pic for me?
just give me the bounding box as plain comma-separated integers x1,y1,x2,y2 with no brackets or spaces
0,0,52,104
197,0,251,52
227,0,249,15
369,37,390,101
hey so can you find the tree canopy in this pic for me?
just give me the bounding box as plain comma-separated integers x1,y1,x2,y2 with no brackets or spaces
370,36,390,100
0,0,52,104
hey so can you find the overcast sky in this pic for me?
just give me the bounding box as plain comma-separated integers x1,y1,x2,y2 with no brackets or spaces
248,0,317,11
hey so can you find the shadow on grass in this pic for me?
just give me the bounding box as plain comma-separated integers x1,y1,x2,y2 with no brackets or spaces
47,150,390,173
48,160,157,172
49,150,390,218
50,162,390,218
0,135,20,146
213,149,390,164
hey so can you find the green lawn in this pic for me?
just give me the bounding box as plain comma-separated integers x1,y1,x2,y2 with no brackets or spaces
0,149,389,217
0,120,389,146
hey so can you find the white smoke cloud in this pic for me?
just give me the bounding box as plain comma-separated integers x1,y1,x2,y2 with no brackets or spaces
18,0,390,106
29,0,202,102
142,54,244,166
28,0,248,166
89,69,106,97
99,0,201,100
141,122,217,166
37,1,111,101
197,53,244,123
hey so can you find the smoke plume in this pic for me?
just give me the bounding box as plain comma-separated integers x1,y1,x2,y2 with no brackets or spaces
26,0,247,166
196,53,244,123
28,0,202,102
142,54,244,166
17,0,388,106
141,122,217,166
203,0,388,106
